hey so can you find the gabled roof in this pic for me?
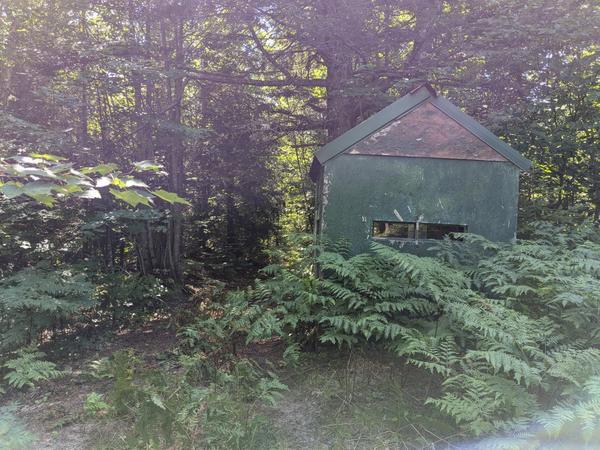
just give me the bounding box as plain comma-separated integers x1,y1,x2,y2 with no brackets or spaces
310,84,531,179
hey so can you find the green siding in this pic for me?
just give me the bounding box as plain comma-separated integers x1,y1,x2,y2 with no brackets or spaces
320,155,519,254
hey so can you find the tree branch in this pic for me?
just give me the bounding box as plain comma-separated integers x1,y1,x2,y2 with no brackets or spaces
184,67,327,88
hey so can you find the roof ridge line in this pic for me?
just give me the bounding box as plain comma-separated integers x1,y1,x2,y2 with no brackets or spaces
409,82,437,97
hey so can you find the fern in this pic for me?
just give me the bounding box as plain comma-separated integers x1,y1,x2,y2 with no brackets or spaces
282,343,301,367
545,348,600,389
2,347,63,390
537,376,600,442
394,329,459,377
213,223,600,442
428,371,538,436
466,349,542,387
0,264,95,352
96,350,285,448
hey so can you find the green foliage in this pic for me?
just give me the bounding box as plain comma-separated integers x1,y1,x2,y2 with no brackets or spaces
151,189,190,206
84,392,112,417
0,264,95,352
91,349,285,449
0,405,36,449
0,150,192,281
95,273,168,324
282,343,302,368
537,376,600,442
178,315,227,355
0,154,186,209
220,224,600,444
2,347,62,390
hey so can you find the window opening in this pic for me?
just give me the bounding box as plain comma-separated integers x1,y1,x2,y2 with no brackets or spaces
372,221,415,239
372,220,466,240
418,223,466,240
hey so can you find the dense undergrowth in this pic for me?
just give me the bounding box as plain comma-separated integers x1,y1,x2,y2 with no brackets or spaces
198,220,600,446
0,266,169,356
2,220,600,448
81,349,286,449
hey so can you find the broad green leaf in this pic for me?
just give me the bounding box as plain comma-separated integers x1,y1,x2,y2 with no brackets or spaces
133,160,162,172
109,188,153,207
136,190,155,202
81,163,118,175
26,193,55,207
63,175,93,187
152,189,191,205
0,183,24,199
125,179,148,188
49,163,74,174
77,188,102,199
22,181,56,196
9,156,44,164
31,153,66,162
69,169,93,180
55,184,83,194
12,164,59,179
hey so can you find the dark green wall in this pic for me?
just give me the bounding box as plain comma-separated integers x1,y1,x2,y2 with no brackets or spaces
319,154,520,254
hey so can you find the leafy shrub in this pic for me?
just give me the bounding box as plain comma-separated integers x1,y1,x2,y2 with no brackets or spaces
2,347,63,390
84,392,112,417
178,315,228,355
282,342,302,367
218,224,600,444
95,272,168,324
91,349,286,449
0,264,95,352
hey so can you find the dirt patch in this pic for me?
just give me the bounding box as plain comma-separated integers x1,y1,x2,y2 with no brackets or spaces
270,378,324,449
268,348,460,449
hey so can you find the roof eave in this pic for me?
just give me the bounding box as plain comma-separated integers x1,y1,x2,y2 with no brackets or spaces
431,96,532,171
309,157,321,182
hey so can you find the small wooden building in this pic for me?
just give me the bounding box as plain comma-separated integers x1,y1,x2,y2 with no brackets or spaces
310,84,531,254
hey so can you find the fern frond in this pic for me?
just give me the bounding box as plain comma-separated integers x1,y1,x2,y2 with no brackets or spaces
3,348,63,389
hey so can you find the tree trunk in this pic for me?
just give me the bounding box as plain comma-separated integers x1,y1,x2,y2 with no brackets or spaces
325,57,355,139
160,14,186,282
316,1,357,140
78,85,89,145
0,10,18,109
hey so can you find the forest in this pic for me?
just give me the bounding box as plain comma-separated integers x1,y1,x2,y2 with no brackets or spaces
1,0,599,448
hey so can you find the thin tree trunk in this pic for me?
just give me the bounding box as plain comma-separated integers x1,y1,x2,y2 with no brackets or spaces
160,14,186,282
78,85,89,145
0,10,18,109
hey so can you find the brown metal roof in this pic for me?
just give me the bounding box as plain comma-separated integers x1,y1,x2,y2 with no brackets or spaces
346,101,507,162
310,85,531,181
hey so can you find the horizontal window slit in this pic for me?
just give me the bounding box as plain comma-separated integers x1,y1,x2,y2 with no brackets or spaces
372,220,467,240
